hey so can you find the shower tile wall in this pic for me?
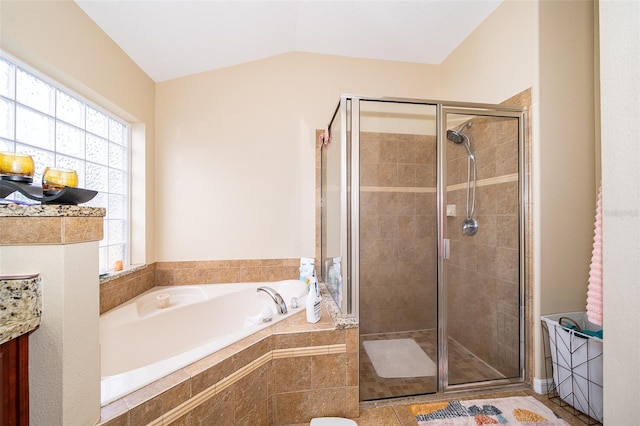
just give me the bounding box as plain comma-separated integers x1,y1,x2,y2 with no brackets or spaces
359,132,437,335
446,116,520,377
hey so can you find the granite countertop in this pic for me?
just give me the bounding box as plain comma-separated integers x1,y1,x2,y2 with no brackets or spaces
0,204,105,217
0,274,42,345
318,281,358,329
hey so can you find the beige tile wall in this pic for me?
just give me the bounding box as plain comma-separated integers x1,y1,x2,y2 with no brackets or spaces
99,259,300,314
446,89,531,378
99,264,156,313
447,180,520,376
154,258,300,287
348,88,531,379
359,132,438,335
0,215,103,245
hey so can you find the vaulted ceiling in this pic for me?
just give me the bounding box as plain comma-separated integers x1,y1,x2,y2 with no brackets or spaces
76,0,502,82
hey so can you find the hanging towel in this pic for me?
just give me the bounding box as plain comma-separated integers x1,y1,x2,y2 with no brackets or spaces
586,183,603,326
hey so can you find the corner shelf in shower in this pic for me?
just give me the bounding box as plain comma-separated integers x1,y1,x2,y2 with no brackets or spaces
0,179,98,205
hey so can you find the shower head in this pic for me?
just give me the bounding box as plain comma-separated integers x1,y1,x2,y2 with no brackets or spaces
446,129,466,144
447,122,474,158
447,121,473,145
447,121,472,145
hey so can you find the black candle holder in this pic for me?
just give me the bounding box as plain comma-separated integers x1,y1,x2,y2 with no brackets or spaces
0,178,98,205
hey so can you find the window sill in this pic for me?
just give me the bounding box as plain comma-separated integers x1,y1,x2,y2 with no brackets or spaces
99,264,147,285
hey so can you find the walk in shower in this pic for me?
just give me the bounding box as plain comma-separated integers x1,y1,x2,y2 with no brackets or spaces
320,95,526,401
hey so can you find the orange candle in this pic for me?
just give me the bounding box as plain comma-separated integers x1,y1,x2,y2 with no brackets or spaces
42,167,78,192
0,152,35,179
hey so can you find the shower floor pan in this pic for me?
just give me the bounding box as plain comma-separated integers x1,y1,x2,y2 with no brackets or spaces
359,329,505,401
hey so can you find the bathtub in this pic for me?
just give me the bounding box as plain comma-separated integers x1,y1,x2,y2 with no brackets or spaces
100,279,308,406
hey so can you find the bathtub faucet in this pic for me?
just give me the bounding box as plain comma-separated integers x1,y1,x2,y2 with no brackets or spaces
257,286,288,315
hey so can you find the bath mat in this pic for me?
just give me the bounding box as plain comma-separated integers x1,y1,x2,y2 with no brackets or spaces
410,396,569,425
362,338,435,378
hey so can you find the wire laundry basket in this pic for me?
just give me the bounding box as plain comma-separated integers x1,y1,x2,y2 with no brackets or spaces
541,312,603,425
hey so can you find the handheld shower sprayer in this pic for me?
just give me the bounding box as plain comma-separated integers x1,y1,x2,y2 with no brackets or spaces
447,121,478,236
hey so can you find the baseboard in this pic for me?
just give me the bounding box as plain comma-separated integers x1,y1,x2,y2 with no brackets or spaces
533,377,554,394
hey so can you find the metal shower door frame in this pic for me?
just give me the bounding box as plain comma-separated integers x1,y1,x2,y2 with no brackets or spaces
438,105,527,392
326,94,527,394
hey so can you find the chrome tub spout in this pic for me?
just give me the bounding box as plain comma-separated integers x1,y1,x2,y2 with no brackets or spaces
257,286,288,314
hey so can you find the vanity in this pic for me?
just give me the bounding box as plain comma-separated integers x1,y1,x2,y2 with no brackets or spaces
0,274,41,425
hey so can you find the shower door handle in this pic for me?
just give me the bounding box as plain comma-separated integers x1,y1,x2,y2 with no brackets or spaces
442,238,450,259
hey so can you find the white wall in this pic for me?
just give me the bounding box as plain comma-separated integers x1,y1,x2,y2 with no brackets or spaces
1,0,156,265
154,52,440,261
440,0,537,103
537,0,597,379
599,1,640,422
442,0,599,385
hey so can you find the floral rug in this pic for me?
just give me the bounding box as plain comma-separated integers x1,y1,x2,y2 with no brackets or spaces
410,396,569,425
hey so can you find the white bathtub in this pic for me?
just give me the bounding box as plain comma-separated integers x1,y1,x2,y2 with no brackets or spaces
100,279,308,406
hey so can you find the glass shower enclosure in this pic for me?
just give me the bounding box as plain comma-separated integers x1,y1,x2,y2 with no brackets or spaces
320,95,526,401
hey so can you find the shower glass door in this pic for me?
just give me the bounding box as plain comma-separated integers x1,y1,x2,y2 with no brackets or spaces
443,109,524,387
356,100,439,400
322,96,526,402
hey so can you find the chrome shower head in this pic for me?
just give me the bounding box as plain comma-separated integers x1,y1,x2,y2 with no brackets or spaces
447,121,472,145
447,122,474,158
446,129,466,144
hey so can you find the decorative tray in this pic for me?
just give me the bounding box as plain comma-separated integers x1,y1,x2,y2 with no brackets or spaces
0,179,97,205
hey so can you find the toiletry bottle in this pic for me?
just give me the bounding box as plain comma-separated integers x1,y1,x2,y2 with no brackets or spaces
306,275,321,323
299,257,315,282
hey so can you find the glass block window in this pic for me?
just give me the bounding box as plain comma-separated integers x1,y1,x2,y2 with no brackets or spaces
1,54,130,274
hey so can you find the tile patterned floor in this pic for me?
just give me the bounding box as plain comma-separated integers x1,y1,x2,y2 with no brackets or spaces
360,329,505,401
282,330,599,426
285,388,598,426
286,329,600,425
353,388,600,426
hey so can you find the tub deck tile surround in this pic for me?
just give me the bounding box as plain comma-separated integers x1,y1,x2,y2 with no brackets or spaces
100,260,302,315
99,264,157,313
98,299,359,426
154,259,300,288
